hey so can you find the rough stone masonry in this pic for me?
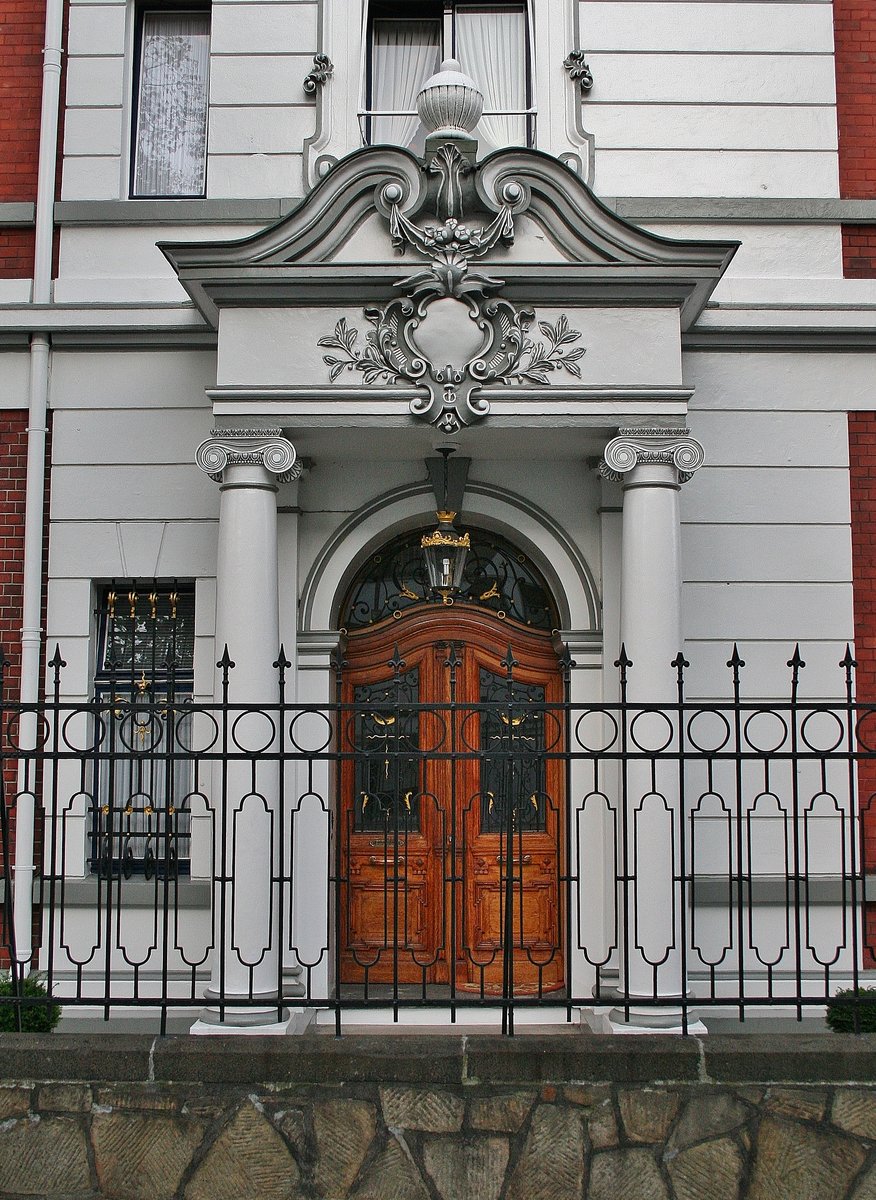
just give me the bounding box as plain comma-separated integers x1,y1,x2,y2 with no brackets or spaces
2,1033,876,1199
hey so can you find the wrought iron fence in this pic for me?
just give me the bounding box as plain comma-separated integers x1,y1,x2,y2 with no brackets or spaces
2,642,876,1034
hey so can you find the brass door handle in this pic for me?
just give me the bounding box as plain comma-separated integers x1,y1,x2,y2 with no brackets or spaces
369,855,407,866
496,854,532,865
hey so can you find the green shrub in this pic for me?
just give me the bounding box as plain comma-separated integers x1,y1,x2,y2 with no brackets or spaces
825,987,876,1033
0,973,61,1033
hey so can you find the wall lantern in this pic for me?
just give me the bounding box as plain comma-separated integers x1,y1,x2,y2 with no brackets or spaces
421,447,471,601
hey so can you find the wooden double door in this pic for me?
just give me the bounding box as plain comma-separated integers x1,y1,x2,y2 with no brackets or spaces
339,605,565,994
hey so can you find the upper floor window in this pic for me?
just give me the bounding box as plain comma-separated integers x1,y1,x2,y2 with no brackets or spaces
364,2,533,154
131,10,210,197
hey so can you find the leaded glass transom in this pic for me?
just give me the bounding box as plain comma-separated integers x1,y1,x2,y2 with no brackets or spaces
342,528,556,630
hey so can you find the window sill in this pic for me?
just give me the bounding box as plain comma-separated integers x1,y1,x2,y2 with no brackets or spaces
0,877,211,909
54,199,302,227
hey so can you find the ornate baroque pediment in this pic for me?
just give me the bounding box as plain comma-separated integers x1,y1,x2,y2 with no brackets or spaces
161,140,737,430
316,145,586,432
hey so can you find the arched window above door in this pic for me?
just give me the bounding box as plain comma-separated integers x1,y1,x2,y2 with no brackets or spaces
341,526,558,631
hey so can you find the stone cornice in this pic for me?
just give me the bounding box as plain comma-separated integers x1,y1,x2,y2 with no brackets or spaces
160,144,738,331
195,428,300,483
600,427,705,484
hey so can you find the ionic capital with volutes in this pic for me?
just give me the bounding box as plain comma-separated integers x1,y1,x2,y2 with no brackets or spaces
196,427,301,484
599,427,705,486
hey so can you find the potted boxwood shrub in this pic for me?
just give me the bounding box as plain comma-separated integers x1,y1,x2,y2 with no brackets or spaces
825,987,876,1033
0,973,61,1033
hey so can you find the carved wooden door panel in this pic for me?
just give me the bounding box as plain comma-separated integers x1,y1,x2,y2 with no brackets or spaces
339,605,564,994
454,632,565,994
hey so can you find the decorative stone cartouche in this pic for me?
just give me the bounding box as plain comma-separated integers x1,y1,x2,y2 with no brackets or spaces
416,58,483,139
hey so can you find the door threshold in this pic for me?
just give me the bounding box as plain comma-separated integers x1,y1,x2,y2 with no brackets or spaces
313,1006,584,1031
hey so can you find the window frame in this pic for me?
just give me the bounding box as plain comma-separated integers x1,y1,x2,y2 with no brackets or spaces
129,4,211,200
361,0,536,151
90,582,196,878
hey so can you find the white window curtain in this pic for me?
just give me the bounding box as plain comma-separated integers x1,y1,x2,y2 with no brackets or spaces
133,12,210,197
371,19,441,148
456,5,527,150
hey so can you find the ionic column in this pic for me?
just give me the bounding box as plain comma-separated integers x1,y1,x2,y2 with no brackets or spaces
195,427,300,1028
600,427,704,1030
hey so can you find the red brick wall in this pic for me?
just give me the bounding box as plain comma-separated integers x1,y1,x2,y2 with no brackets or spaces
0,228,35,279
0,0,45,282
848,413,876,964
0,0,45,202
843,225,876,277
835,0,876,274
0,410,51,968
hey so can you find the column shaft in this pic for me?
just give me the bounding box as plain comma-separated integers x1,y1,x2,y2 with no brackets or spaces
196,429,298,1028
602,429,704,1030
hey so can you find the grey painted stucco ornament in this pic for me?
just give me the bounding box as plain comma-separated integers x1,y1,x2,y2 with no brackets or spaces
416,58,483,140
317,142,586,433
303,54,333,95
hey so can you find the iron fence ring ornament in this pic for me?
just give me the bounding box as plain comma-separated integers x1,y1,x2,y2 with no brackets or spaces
743,710,789,755
7,708,54,752
116,711,163,754
230,710,278,755
856,709,876,752
574,709,619,753
800,709,845,754
629,709,674,754
173,710,219,756
686,709,731,755
289,710,333,755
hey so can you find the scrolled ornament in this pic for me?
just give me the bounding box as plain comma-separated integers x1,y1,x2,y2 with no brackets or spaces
195,440,230,477
262,440,297,476
602,438,638,475
196,429,297,483
671,439,705,476
600,428,704,484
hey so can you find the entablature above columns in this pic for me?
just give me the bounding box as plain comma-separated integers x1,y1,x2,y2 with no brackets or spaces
164,138,734,436
205,385,695,431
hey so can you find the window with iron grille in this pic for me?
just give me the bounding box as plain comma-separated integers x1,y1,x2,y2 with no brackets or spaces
363,2,534,153
91,583,195,877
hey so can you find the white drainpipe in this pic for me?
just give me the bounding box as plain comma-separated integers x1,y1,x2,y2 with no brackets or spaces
13,0,64,967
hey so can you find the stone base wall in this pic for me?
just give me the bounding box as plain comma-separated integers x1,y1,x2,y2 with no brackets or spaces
2,1033,876,1199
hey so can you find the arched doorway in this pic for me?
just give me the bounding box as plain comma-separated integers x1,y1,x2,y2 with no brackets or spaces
337,528,567,996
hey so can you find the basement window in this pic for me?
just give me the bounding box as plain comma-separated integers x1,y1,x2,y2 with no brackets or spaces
91,583,195,877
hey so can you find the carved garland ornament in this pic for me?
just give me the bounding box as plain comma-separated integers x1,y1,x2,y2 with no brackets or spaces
317,144,586,433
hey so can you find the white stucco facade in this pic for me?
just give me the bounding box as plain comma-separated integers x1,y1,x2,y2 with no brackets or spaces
2,0,874,1031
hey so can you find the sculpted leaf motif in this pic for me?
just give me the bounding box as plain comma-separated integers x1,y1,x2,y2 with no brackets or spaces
506,315,586,385
318,316,406,384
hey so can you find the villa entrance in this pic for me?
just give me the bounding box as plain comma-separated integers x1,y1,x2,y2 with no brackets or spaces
337,529,566,995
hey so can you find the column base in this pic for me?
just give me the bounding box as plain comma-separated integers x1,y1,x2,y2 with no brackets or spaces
191,1005,317,1036
584,988,706,1035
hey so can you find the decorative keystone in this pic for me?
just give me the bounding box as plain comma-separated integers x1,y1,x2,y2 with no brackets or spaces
196,428,300,482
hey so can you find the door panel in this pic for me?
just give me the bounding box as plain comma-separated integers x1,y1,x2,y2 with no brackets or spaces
339,604,565,993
